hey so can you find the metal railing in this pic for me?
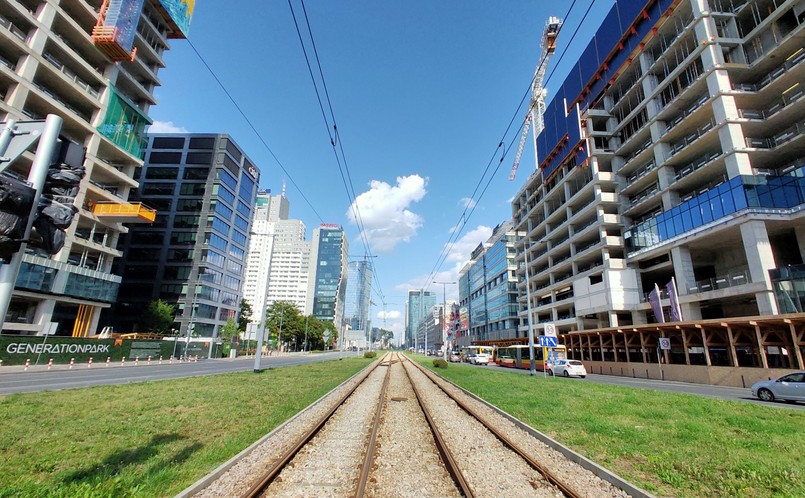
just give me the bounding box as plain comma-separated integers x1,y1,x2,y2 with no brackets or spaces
688,268,751,293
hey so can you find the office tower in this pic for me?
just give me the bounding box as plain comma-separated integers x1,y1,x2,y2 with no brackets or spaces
405,289,436,348
344,259,373,348
107,133,259,338
0,1,193,336
243,189,310,322
306,224,348,333
512,0,805,338
456,221,520,346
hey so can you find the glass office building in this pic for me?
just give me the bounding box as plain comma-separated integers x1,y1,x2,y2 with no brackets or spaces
512,0,805,336
306,225,348,333
456,221,520,346
405,289,436,349
344,259,373,347
104,134,259,338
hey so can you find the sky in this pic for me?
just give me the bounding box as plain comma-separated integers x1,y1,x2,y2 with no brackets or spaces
148,0,614,344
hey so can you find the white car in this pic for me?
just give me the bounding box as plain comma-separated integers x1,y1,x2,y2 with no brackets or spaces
550,359,587,378
751,372,805,403
449,352,461,362
469,353,490,365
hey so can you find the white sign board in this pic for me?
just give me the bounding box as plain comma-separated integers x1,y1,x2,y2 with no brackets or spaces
544,323,556,337
659,338,671,350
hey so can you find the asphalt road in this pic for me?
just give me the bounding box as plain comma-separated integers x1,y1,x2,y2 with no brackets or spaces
0,351,358,395
479,362,805,410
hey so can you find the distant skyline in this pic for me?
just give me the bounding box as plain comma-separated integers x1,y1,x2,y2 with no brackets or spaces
148,1,614,344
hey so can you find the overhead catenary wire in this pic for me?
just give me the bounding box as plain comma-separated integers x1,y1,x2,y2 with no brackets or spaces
421,0,600,293
287,0,385,303
184,38,325,225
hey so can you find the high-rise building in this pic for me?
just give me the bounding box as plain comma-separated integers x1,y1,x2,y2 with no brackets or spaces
243,189,309,322
0,0,193,336
512,0,805,337
405,289,436,348
456,221,520,346
306,225,348,332
105,133,259,338
344,259,373,348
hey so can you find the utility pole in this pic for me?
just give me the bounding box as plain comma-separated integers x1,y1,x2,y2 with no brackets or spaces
0,115,63,323
434,281,456,361
523,235,537,376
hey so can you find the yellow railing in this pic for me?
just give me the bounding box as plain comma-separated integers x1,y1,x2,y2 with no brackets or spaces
92,202,156,222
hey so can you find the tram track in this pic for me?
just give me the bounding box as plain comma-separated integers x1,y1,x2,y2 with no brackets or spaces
182,352,650,498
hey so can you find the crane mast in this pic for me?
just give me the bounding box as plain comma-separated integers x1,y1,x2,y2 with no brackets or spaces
510,16,563,181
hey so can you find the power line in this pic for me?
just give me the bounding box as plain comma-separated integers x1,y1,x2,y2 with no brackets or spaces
287,0,385,302
185,38,325,225
421,0,600,291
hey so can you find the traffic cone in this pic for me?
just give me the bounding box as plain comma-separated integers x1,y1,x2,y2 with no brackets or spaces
147,356,151,365
121,357,125,366
159,355,163,365
24,359,30,371
169,355,173,364
135,356,139,366
47,358,53,370
69,358,75,369
106,357,110,367
88,357,93,368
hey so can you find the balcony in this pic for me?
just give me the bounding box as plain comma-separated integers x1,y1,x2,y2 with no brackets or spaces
688,268,751,293
92,201,156,223
745,119,805,149
667,119,716,158
674,151,722,182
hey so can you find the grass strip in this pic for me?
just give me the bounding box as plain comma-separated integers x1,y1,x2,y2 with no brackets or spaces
417,356,804,497
0,357,371,497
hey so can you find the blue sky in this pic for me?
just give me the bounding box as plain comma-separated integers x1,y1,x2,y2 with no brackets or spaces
148,0,614,342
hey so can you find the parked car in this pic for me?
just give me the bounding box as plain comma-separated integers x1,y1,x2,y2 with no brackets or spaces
449,352,461,362
550,359,587,378
469,353,490,365
751,372,805,403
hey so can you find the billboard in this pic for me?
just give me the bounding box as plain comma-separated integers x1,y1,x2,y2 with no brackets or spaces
155,0,195,38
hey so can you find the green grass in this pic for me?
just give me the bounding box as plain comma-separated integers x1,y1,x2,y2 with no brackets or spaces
0,357,371,497
416,357,804,497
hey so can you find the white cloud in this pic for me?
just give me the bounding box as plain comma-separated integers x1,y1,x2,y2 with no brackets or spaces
347,175,427,253
148,120,188,133
446,225,493,264
459,197,476,209
377,310,401,320
393,225,493,302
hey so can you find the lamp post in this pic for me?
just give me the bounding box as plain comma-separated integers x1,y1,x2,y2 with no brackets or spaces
434,281,456,361
252,230,276,372
303,314,309,353
523,235,537,376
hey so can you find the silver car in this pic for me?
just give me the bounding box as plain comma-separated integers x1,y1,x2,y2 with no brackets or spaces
751,372,805,403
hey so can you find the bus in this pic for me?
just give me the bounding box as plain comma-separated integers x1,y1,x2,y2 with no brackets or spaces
495,344,567,372
459,345,495,363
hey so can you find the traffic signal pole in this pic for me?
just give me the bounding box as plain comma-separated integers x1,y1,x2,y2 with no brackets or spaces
0,115,63,325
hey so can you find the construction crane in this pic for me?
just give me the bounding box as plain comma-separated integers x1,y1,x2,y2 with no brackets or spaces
510,17,563,181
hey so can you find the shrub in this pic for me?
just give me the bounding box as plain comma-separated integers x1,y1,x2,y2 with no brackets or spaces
364,351,377,358
433,359,448,368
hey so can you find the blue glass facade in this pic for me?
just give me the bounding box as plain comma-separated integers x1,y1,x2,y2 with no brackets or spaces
312,227,347,323
626,167,805,253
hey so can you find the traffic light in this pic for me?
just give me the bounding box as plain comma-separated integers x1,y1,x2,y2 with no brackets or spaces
30,138,85,254
0,175,36,262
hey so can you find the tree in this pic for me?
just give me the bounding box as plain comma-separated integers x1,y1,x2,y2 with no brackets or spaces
141,299,175,335
219,318,239,344
378,328,394,348
237,299,253,331
323,321,338,349
303,315,325,350
264,301,304,351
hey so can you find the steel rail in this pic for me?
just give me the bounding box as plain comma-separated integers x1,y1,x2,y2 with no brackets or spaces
406,355,582,498
239,353,390,498
400,355,476,498
354,352,394,498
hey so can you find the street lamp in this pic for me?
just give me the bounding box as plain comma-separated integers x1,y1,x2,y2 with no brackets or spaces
252,230,276,372
434,281,456,361
523,235,537,376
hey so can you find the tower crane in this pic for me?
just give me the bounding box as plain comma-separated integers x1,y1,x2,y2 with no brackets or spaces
510,16,563,181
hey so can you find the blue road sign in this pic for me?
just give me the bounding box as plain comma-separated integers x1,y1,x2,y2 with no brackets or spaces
538,335,558,347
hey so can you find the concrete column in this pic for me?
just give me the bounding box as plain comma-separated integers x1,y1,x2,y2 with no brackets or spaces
740,220,779,315
608,311,619,328
671,247,698,295
794,224,805,263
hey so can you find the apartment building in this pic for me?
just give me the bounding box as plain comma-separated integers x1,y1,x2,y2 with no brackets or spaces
513,0,805,337
456,221,520,346
105,133,260,338
242,189,310,322
0,0,192,336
